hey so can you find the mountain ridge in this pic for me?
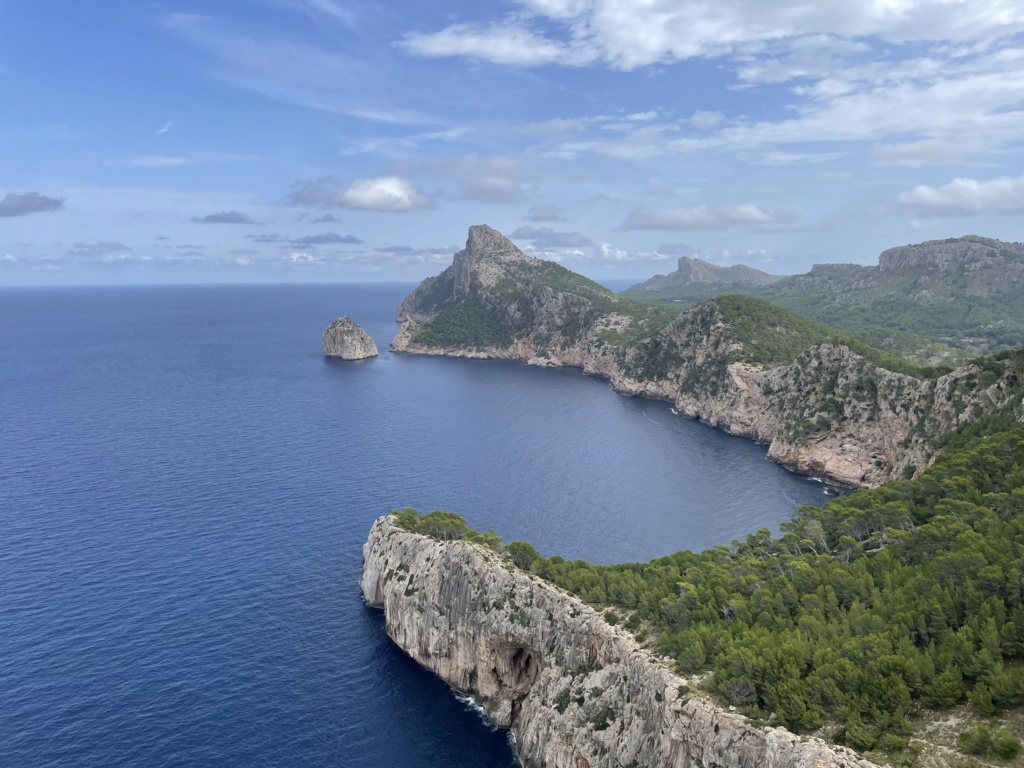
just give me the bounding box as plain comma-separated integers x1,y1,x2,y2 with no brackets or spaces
626,234,1024,356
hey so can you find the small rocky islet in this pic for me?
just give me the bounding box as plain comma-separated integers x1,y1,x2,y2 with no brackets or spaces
322,316,378,360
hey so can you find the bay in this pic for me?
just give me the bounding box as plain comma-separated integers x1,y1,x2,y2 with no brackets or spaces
0,283,828,766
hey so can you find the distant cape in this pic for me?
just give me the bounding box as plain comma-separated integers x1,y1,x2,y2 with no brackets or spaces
630,255,782,292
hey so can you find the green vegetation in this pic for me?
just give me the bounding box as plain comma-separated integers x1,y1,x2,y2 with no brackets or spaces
524,426,1024,748
623,246,1024,361
413,300,513,349
391,508,503,549
412,258,685,351
620,295,950,386
391,509,545,568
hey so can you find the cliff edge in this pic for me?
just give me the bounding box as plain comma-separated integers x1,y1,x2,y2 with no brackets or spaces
361,514,876,768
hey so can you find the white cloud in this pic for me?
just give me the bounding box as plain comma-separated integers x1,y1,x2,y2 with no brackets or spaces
126,155,196,168
390,154,529,203
67,240,132,259
122,152,260,168
515,118,589,135
621,204,795,230
402,22,596,67
339,128,469,157
897,173,1024,216
525,203,568,221
165,13,438,124
689,110,725,130
511,226,592,248
155,122,172,135
542,45,1024,166
402,1,1024,71
288,175,434,211
277,0,359,28
337,176,434,211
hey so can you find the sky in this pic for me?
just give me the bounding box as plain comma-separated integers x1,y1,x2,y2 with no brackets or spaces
3,0,1024,285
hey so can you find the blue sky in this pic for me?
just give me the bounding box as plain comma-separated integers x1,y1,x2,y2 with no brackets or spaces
3,0,1024,285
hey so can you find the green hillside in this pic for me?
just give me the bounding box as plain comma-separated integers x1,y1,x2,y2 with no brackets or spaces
624,235,1024,362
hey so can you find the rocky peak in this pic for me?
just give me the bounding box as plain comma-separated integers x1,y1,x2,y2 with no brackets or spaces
452,224,537,298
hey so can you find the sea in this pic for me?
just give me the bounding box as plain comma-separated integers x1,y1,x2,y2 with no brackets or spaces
0,283,832,767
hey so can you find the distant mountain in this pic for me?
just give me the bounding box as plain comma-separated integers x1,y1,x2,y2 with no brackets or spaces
623,235,1024,358
633,256,782,292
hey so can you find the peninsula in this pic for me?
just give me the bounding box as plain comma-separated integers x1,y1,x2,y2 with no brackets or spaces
391,225,1024,487
362,513,875,768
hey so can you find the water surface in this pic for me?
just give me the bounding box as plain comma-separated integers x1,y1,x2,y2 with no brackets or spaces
0,284,829,766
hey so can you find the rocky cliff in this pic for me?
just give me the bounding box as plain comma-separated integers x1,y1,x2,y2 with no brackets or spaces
391,226,1023,487
361,515,876,768
323,316,378,359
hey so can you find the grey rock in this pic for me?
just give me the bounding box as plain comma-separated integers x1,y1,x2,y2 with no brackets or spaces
362,515,878,768
322,316,378,360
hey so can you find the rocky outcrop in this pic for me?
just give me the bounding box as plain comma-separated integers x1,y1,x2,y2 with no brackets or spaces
391,227,1023,487
322,316,378,359
362,515,877,768
879,235,1024,272
633,256,782,292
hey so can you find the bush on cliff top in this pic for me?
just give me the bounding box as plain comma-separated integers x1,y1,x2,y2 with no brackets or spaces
392,508,503,550
392,508,523,557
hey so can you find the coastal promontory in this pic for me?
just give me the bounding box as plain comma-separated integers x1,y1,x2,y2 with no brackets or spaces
361,513,875,768
322,316,378,360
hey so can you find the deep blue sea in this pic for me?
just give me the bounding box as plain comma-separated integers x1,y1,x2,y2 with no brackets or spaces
0,284,830,767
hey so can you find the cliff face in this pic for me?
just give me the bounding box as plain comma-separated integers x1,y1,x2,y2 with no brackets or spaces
361,515,876,768
391,227,1022,487
323,316,379,359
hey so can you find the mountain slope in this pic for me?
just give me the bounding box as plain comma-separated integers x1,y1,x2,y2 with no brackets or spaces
390,226,1024,487
625,235,1024,358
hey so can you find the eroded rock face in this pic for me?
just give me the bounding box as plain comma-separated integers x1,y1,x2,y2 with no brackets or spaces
361,515,877,768
322,316,379,360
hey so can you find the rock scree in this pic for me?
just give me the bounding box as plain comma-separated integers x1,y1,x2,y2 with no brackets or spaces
322,316,378,360
361,514,878,768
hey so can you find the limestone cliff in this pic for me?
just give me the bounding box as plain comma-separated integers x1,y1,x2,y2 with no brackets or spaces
323,316,378,360
391,226,1024,487
361,515,876,768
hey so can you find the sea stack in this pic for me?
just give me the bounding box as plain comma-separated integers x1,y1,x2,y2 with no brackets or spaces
322,317,379,360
